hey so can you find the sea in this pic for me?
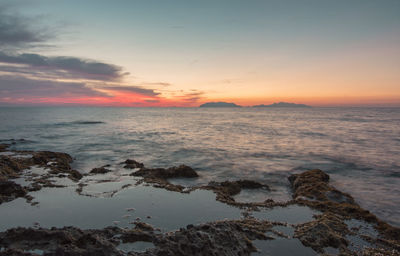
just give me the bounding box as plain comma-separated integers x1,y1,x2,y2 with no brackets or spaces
1,106,399,227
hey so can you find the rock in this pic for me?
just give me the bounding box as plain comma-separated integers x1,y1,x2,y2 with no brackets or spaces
294,213,349,253
0,181,27,204
68,169,83,181
32,151,73,168
166,165,199,178
288,169,400,242
123,159,144,169
0,227,122,256
129,164,198,193
134,222,154,231
90,167,112,174
0,156,28,180
205,179,270,205
288,169,353,203
131,164,198,179
151,220,268,255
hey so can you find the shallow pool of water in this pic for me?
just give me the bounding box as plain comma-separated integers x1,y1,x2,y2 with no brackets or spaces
251,204,320,224
0,184,242,232
252,237,317,255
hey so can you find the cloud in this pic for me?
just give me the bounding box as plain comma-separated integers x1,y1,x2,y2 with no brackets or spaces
181,91,205,102
101,86,160,96
0,76,108,99
0,51,126,81
0,6,182,106
144,99,160,103
0,6,52,48
141,82,171,87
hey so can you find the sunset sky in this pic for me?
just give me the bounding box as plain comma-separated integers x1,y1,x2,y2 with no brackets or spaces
0,0,399,107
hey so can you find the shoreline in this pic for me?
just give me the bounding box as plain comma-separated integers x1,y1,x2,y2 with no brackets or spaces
0,143,399,255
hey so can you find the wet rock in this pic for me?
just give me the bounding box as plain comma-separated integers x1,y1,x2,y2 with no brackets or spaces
289,169,400,244
129,164,198,193
294,213,349,253
90,167,112,174
68,169,83,181
0,156,28,181
134,222,154,231
32,151,72,169
204,180,270,206
213,180,269,196
0,143,9,151
0,181,27,204
0,220,277,256
0,227,122,256
123,159,144,169
288,169,351,202
151,220,272,255
131,165,198,179
361,247,400,256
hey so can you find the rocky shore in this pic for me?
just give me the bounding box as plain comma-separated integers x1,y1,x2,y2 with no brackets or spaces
0,143,399,255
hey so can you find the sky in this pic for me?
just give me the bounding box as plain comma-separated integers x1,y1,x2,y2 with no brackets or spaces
0,0,399,107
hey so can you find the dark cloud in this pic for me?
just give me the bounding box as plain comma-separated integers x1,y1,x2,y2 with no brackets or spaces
0,51,127,81
0,5,169,104
0,7,127,81
0,6,52,48
102,86,160,96
141,82,171,87
144,99,160,103
181,91,205,102
0,76,108,99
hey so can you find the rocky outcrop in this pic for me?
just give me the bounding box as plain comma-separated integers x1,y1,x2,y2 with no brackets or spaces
289,169,400,245
0,227,122,256
288,169,354,204
294,213,349,253
0,144,83,204
32,151,82,181
205,180,270,205
151,222,257,255
0,155,29,181
90,167,112,174
0,181,27,204
123,159,144,169
0,219,277,256
1,143,399,255
132,165,198,179
129,164,199,192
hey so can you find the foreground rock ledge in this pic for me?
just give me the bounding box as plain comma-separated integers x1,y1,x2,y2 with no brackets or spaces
0,219,277,256
289,169,400,253
0,144,399,255
0,144,83,204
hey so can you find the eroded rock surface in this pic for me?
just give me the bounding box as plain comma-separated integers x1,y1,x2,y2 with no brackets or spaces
131,165,198,179
204,180,271,206
123,159,145,169
0,219,278,256
90,167,112,174
0,181,27,204
1,143,399,255
289,169,400,253
0,144,83,204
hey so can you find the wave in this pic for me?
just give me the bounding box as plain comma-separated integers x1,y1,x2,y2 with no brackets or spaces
301,131,327,137
70,121,105,125
51,121,106,126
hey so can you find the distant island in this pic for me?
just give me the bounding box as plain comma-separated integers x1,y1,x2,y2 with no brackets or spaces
253,102,311,108
199,101,311,108
199,102,242,108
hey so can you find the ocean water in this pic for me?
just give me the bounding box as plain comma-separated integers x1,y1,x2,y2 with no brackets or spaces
0,106,399,226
